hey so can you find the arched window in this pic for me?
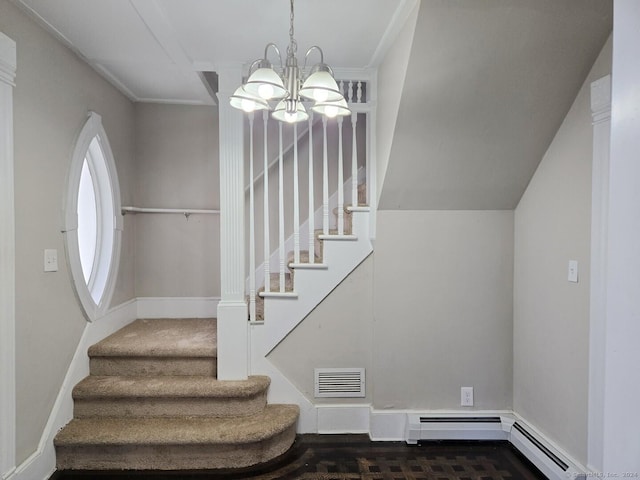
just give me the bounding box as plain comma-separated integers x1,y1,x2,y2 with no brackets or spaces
64,112,122,321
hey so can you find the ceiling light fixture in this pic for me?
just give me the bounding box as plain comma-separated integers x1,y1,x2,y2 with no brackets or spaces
229,0,350,123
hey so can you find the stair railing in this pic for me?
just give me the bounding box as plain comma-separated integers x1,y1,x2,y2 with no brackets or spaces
245,73,375,322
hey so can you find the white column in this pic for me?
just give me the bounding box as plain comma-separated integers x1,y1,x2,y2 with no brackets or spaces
602,0,640,473
588,75,610,473
216,67,248,380
0,31,17,478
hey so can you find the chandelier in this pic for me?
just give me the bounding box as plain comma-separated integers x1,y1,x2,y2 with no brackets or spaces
229,0,350,123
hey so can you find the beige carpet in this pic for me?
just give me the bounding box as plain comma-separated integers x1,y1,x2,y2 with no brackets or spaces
54,318,299,470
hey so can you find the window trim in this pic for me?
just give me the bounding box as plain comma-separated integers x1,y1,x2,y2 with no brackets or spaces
64,112,122,321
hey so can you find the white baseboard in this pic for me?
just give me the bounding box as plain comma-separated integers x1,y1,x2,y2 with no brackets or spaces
369,409,513,442
136,296,220,319
511,413,590,480
7,299,137,480
314,406,590,480
317,405,370,434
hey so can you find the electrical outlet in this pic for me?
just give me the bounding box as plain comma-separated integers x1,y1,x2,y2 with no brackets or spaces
461,387,474,406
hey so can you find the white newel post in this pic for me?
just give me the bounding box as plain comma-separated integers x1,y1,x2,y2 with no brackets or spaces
216,67,248,380
0,31,17,478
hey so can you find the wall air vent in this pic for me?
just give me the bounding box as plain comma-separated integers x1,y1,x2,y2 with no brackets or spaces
314,368,365,398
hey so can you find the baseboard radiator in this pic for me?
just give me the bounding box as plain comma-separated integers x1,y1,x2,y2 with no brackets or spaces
406,414,586,480
406,415,508,443
510,421,585,480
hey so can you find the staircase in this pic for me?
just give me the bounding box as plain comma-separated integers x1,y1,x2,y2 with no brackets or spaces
254,184,367,321
54,318,299,471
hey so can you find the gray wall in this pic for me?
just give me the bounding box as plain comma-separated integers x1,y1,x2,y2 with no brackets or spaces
0,0,136,463
271,210,514,411
373,210,513,410
513,37,612,464
133,103,219,297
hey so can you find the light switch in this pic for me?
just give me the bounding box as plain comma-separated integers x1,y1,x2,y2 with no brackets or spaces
44,249,58,272
568,260,578,283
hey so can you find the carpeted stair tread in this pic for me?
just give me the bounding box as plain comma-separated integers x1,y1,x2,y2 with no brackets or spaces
73,375,270,399
88,318,217,358
332,206,353,234
358,183,367,206
55,404,299,447
287,250,322,265
258,272,294,293
315,228,354,237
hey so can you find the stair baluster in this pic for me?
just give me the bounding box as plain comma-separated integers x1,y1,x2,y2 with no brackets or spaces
351,112,358,207
248,112,256,321
337,116,344,235
322,116,329,235
262,110,270,293
308,113,315,263
293,122,300,264
278,123,285,292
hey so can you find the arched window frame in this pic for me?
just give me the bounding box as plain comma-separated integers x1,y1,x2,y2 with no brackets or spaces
64,112,122,322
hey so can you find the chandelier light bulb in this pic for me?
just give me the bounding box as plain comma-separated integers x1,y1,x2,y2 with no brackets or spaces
284,111,297,123
241,99,256,112
230,86,268,113
313,88,329,103
324,105,338,118
258,83,275,100
311,97,350,118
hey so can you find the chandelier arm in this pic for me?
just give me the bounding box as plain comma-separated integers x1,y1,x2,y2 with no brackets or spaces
303,46,328,72
264,43,284,70
247,58,263,77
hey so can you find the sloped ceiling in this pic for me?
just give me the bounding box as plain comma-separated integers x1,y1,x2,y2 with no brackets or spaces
379,0,612,210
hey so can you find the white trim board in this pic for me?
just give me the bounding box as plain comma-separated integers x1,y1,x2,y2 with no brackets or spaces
588,74,611,472
136,296,220,319
0,30,17,480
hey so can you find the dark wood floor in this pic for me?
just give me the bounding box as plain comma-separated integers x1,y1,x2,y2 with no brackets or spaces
50,435,547,479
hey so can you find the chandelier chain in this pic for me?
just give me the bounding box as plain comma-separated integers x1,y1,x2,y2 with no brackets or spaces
287,0,297,57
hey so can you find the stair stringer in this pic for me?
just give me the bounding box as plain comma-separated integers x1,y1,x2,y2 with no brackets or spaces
249,327,318,433
258,210,372,355
249,211,372,433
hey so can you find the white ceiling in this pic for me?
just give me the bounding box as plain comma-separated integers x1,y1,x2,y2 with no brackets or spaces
13,0,613,211
15,0,410,105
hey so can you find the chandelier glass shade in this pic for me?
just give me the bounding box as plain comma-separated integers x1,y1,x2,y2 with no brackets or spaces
229,0,350,124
